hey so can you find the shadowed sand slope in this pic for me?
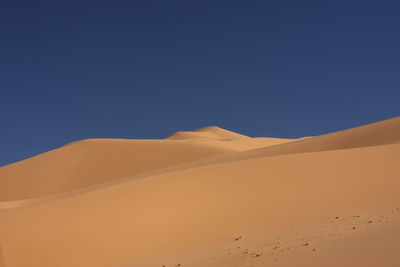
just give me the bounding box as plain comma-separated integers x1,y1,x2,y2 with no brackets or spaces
0,117,399,267
0,139,236,201
160,116,400,171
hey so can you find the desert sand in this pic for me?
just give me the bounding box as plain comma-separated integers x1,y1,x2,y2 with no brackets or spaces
0,117,399,267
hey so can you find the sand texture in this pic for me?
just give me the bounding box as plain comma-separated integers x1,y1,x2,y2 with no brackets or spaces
0,117,399,267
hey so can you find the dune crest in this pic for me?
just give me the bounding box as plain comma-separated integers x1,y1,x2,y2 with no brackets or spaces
167,126,251,140
165,116,400,170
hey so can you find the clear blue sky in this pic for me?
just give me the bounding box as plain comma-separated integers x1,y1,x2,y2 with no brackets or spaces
1,0,399,166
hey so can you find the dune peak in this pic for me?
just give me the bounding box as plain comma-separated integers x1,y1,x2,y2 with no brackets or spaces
167,126,250,140
194,126,224,131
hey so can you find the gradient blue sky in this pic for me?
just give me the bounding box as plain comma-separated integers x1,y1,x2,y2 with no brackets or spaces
1,0,399,166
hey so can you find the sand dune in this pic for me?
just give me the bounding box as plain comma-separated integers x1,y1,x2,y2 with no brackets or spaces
163,116,400,170
168,126,297,152
0,117,399,267
0,127,297,202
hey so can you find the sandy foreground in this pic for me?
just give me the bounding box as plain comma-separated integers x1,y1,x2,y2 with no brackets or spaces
0,117,400,267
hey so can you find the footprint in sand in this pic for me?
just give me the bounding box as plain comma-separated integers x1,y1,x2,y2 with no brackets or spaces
234,236,242,241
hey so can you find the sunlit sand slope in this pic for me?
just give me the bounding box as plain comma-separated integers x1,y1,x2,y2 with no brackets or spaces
0,117,399,267
0,127,298,202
